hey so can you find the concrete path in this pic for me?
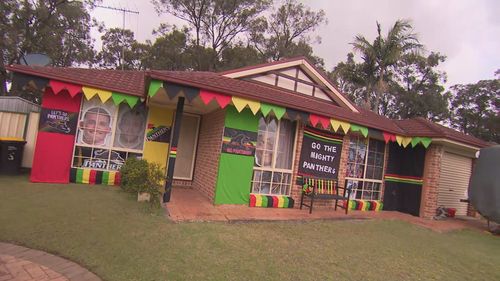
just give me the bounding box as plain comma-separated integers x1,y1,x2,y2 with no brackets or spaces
0,243,101,281
166,187,490,233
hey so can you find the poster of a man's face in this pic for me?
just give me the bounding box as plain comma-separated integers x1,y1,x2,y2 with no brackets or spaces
113,104,147,150
77,99,116,147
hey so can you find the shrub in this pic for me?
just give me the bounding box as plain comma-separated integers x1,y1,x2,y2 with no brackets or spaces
120,158,164,207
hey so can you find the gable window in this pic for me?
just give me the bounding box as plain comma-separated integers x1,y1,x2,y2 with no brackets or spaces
345,136,386,200
72,98,148,171
251,116,296,196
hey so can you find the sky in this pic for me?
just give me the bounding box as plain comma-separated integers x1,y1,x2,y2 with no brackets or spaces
90,0,500,88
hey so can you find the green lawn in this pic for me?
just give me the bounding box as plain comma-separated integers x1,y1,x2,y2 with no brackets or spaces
0,174,499,281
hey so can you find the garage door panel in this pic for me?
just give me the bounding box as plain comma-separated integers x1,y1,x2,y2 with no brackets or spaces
438,152,472,216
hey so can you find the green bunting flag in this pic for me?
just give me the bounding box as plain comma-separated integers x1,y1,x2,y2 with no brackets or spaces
148,80,163,97
111,92,139,108
260,103,286,120
350,124,369,137
420,137,432,148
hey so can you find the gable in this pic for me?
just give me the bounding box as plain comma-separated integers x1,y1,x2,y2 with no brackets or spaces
222,57,358,113
244,66,334,103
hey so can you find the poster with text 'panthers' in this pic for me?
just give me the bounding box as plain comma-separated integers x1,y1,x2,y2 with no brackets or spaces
39,108,78,135
221,127,257,156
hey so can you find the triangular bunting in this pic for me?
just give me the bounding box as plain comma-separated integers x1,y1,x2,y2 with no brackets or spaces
82,86,112,102
402,137,412,148
164,82,183,100
214,94,231,109
338,121,351,134
12,73,48,92
232,96,247,112
182,86,200,102
383,132,395,143
368,129,384,140
231,97,260,114
351,124,368,138
49,80,82,97
260,103,273,117
318,116,330,129
272,106,286,120
286,109,309,121
199,90,216,105
420,137,432,148
396,135,403,146
411,137,422,148
148,80,163,97
309,114,320,127
247,100,261,115
330,119,341,132
111,92,126,105
123,95,139,108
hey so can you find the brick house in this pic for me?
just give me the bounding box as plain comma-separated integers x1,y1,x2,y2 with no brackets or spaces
6,57,488,218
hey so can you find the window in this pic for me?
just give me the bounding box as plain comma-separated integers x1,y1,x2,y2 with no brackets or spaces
251,117,296,196
72,98,148,171
173,114,200,180
346,136,385,200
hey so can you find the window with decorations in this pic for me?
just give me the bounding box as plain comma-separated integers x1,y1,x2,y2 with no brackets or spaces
345,136,386,200
72,98,148,171
251,116,296,196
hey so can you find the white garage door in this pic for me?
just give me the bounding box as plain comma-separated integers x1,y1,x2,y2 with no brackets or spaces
438,152,472,216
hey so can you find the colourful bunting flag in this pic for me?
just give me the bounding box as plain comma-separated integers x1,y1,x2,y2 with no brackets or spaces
351,124,368,137
396,135,403,146
148,80,163,97
411,137,421,148
383,132,396,143
49,80,82,97
420,137,432,148
231,96,260,114
111,92,139,108
199,90,231,108
402,137,412,148
82,86,112,102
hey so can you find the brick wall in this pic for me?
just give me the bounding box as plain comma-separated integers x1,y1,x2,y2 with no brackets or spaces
420,144,444,218
172,179,193,188
191,109,225,202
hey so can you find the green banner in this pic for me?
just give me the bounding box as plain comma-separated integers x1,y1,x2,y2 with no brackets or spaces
214,106,258,205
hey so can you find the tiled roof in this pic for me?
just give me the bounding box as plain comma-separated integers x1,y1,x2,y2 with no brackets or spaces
5,65,145,97
150,70,405,134
6,64,489,148
394,118,489,148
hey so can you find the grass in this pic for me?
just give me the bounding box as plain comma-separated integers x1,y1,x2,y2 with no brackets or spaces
0,174,499,281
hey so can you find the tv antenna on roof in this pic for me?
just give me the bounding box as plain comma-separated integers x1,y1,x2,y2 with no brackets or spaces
96,4,139,70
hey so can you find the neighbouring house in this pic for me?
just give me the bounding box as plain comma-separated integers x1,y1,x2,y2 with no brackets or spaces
5,57,489,218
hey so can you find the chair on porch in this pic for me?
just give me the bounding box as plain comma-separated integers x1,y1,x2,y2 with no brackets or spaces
299,177,352,214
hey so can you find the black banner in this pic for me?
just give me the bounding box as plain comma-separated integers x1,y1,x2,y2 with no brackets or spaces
298,127,343,179
39,108,78,135
221,127,257,156
146,124,171,143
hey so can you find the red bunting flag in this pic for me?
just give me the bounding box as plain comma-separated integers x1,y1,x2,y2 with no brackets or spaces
49,80,82,97
199,90,232,109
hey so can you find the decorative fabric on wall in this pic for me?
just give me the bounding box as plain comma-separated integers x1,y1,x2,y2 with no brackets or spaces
30,88,82,183
249,194,295,208
142,105,174,170
344,200,383,211
383,142,426,216
69,168,120,185
297,127,343,180
214,106,258,205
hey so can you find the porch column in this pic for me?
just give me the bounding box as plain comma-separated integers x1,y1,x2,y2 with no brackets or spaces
163,97,185,203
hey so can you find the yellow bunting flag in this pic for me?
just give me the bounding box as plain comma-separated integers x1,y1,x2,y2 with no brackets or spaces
339,121,351,134
82,86,112,102
396,135,403,146
402,137,412,148
231,96,260,114
330,119,341,132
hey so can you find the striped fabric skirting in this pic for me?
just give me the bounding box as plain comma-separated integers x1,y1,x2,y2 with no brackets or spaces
69,168,121,186
249,194,294,208
343,200,383,211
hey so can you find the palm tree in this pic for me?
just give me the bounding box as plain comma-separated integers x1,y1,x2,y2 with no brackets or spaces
352,19,422,113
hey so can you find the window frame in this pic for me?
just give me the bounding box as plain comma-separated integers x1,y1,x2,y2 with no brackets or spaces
251,117,298,196
71,98,149,171
345,135,386,200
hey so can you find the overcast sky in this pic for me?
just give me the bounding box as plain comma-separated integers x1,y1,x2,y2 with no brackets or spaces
91,0,500,87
